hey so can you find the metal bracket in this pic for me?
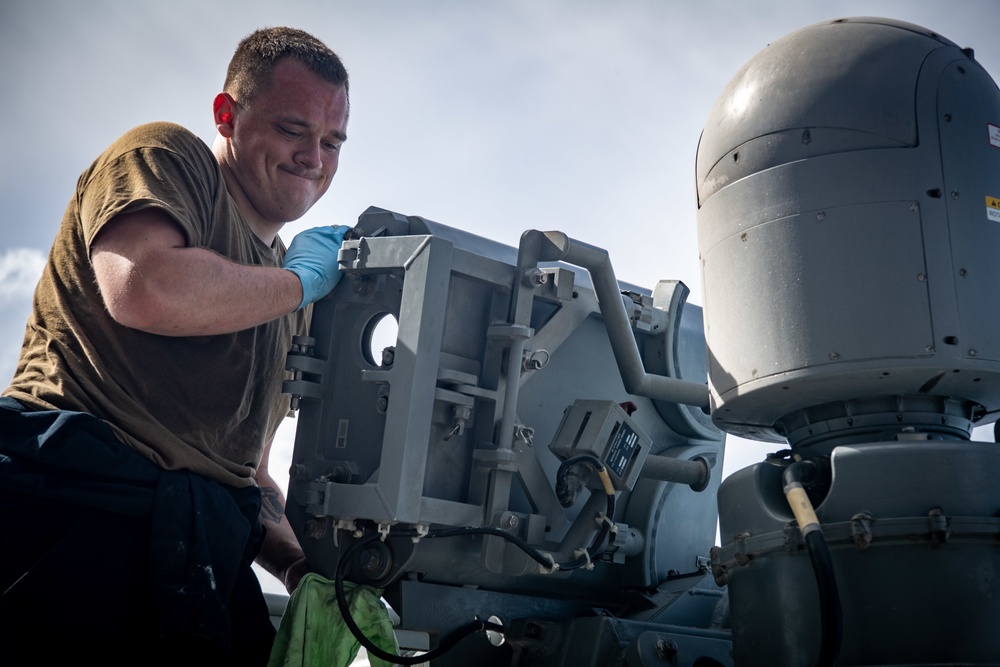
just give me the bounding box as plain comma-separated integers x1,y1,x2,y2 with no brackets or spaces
851,512,874,550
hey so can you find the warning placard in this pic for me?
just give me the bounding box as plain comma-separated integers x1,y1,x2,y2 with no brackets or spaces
988,196,1000,222
991,124,1000,149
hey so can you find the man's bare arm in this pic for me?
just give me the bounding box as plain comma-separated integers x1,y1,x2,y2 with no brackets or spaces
254,436,310,593
91,209,303,336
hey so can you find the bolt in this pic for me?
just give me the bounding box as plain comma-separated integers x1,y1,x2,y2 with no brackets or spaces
304,517,327,539
351,275,375,297
523,268,547,287
289,463,312,482
656,638,679,660
291,335,316,352
327,462,353,483
360,549,384,573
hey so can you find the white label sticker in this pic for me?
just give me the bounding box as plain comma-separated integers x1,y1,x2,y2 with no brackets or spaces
990,124,1000,148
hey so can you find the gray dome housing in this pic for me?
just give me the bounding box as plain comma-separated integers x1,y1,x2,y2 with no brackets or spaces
696,17,1000,447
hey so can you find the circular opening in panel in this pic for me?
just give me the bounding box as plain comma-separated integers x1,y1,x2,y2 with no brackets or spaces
362,312,399,367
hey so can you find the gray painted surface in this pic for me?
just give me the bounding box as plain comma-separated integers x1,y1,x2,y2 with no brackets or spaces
285,207,728,665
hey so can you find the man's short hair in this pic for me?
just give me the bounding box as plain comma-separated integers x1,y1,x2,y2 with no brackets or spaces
224,27,349,107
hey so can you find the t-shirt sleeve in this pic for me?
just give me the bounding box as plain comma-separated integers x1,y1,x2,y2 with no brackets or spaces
78,124,223,253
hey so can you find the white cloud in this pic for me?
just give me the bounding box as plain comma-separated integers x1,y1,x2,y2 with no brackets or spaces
0,248,45,305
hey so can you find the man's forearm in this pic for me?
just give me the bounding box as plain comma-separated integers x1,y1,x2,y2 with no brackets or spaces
255,474,310,592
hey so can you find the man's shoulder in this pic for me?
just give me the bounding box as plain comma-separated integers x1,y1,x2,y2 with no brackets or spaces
86,122,220,187
109,122,212,158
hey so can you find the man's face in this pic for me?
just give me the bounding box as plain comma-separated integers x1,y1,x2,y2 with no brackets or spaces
222,58,349,226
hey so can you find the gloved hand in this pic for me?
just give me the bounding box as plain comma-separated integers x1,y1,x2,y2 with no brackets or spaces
283,225,352,309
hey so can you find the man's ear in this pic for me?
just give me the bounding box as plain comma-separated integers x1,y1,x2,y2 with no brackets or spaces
213,93,238,138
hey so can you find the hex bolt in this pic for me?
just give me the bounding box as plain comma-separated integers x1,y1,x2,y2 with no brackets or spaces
523,268,547,287
656,638,679,661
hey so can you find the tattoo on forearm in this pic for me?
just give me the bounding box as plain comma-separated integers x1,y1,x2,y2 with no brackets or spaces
260,487,286,524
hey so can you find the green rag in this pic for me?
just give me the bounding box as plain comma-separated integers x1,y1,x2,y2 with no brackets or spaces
267,572,399,667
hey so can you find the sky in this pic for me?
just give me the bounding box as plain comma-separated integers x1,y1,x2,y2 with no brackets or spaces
2,0,999,596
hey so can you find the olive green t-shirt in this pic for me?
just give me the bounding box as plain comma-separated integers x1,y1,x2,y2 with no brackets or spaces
4,122,308,487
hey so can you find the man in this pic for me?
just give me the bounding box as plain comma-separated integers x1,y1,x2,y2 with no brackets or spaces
0,27,349,665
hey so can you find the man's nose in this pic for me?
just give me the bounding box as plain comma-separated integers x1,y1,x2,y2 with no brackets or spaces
294,141,322,170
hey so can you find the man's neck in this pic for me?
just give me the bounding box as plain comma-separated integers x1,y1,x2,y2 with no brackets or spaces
212,136,282,246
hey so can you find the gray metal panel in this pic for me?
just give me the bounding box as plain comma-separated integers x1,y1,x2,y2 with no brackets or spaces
696,18,953,206
287,209,725,607
716,441,1000,665
696,17,1000,440
940,58,1000,362
703,200,933,400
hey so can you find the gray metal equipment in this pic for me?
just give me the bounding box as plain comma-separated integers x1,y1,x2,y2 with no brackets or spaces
285,207,730,665
700,17,1000,666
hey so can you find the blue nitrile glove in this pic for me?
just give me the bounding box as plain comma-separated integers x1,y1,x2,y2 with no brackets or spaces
283,225,351,309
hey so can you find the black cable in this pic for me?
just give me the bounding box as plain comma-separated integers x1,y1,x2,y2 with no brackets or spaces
334,533,504,665
555,453,607,506
332,454,618,663
804,530,842,667
558,491,616,570
782,460,842,667
333,481,618,663
415,525,555,570
553,454,618,570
